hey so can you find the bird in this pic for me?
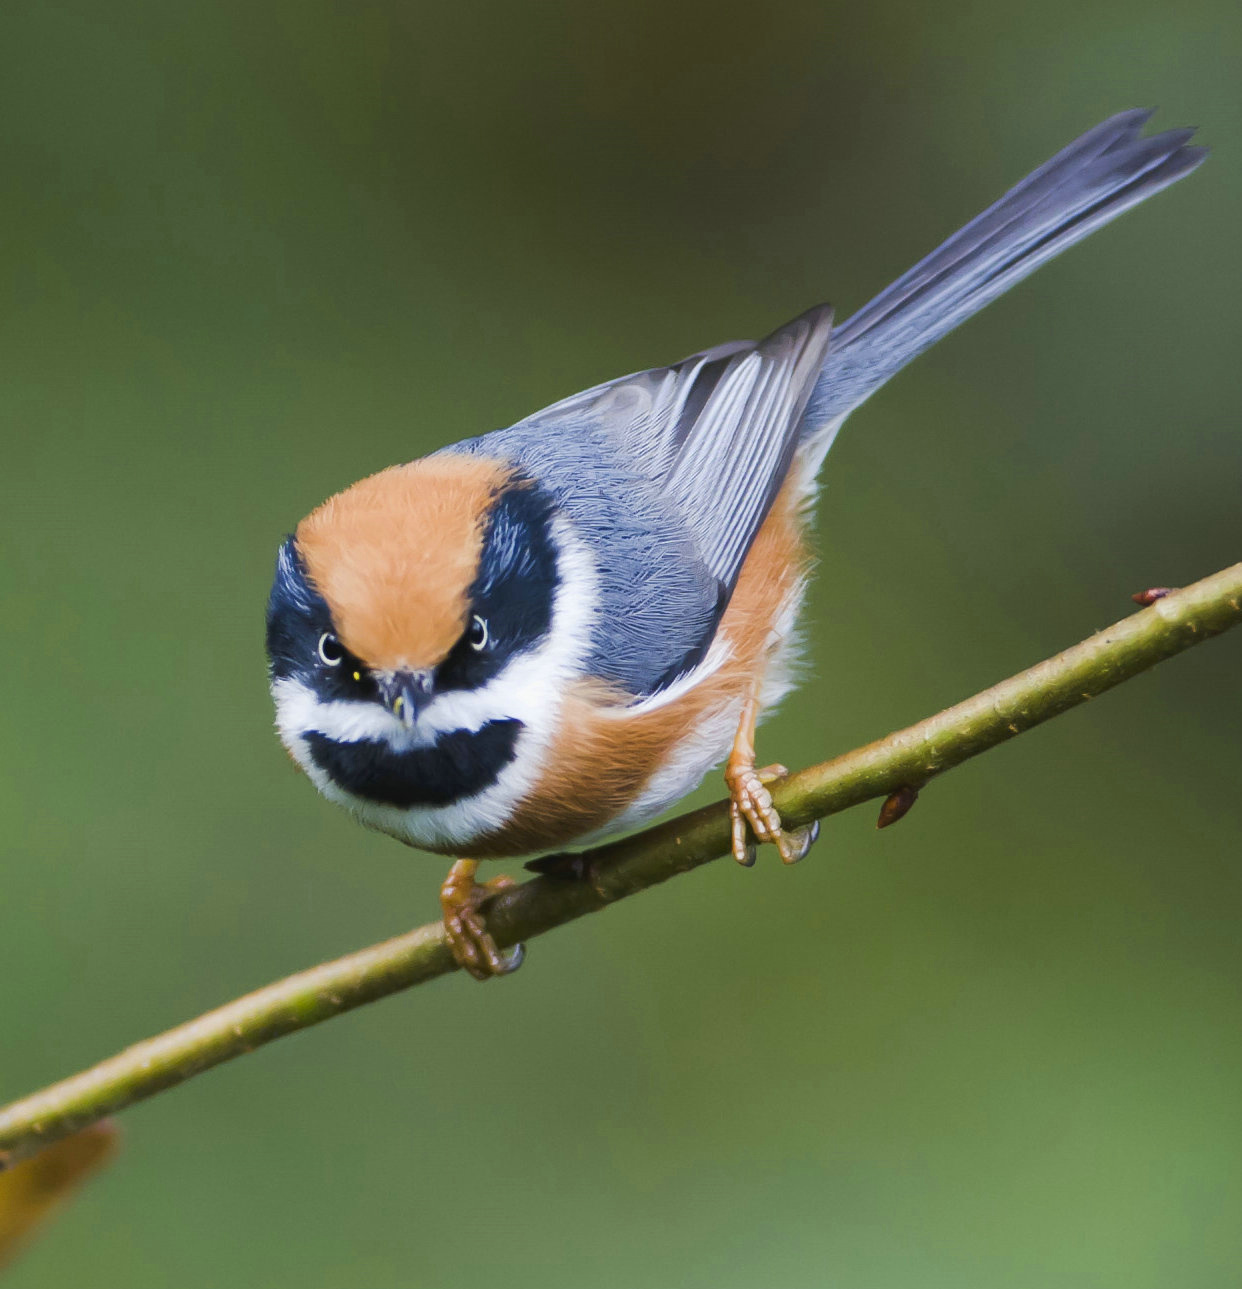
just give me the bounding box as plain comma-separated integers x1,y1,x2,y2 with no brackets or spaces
266,110,1204,980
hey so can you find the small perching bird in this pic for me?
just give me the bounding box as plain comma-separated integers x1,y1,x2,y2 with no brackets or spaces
266,111,1204,979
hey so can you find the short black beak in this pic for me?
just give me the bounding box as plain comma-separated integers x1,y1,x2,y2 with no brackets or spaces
378,670,433,729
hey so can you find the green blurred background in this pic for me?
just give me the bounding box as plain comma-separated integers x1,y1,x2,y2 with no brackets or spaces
2,1,1239,1285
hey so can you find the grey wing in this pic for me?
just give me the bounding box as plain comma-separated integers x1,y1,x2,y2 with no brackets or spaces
462,305,833,699
539,303,834,594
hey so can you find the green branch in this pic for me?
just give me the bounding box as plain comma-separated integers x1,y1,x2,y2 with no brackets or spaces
2,563,1239,1170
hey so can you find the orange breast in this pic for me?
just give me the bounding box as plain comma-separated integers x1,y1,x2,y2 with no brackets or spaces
465,476,810,858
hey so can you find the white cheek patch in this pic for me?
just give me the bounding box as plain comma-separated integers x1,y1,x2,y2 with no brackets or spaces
271,513,599,853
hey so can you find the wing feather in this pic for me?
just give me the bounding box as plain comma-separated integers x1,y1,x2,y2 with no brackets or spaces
534,305,833,594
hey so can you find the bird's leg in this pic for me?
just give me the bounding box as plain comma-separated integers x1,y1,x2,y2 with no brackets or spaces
724,694,819,867
439,859,525,981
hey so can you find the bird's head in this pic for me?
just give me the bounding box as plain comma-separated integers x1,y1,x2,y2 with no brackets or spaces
265,453,564,822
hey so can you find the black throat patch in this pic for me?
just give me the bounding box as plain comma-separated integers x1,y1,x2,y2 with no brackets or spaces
305,720,522,809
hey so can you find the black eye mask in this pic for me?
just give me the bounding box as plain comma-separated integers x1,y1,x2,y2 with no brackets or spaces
434,478,560,694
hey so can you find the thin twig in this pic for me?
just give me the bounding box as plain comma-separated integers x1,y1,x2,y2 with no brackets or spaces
1,562,1239,1170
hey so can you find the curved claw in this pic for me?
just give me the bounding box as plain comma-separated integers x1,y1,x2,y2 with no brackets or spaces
781,818,820,865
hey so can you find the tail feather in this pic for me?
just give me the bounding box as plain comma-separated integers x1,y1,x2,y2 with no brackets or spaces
806,110,1206,427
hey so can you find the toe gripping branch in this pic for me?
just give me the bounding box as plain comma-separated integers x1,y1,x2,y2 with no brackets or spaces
724,696,819,866
439,859,525,981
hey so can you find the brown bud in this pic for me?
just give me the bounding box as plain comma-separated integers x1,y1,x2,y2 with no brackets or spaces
1132,587,1176,606
877,785,920,829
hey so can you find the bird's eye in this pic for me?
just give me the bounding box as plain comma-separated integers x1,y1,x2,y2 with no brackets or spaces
468,615,489,652
317,632,343,666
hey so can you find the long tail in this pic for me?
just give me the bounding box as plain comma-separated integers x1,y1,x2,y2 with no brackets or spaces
805,109,1206,429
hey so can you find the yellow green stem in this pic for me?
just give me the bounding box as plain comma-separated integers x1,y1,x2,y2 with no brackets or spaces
1,563,1239,1170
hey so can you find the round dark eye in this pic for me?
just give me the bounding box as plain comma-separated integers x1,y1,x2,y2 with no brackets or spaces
317,632,343,666
468,615,489,652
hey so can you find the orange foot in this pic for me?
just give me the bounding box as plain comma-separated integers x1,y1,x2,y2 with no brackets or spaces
725,697,820,867
439,859,525,981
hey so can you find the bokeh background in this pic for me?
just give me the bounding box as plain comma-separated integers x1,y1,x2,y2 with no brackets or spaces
2,1,1240,1285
